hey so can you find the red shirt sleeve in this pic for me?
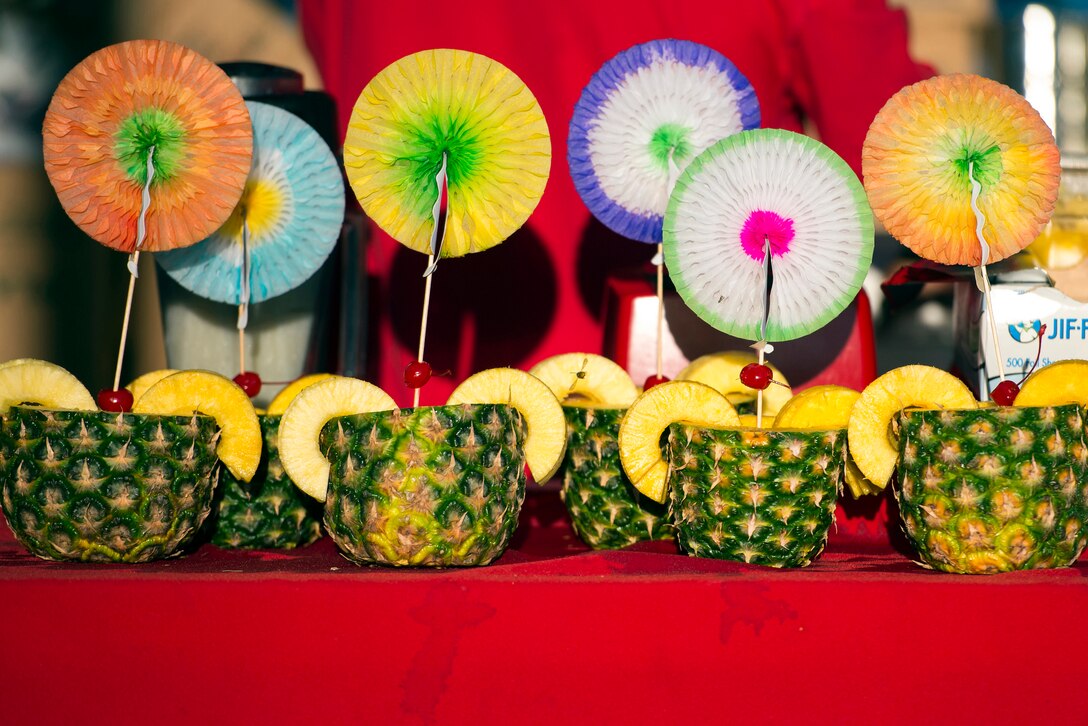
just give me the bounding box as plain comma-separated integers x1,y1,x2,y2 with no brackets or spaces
774,0,935,177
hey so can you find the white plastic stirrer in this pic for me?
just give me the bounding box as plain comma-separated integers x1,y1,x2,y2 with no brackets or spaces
652,150,684,380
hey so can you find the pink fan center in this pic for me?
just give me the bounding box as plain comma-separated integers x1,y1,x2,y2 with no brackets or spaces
740,209,795,261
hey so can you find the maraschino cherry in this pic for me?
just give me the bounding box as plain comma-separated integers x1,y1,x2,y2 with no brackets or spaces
233,371,262,398
990,380,1020,406
643,374,670,391
97,388,134,413
989,323,1047,406
739,363,773,390
404,360,432,388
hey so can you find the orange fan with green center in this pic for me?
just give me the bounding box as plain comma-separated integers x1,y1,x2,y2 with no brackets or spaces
863,74,1059,266
43,39,253,253
41,40,252,408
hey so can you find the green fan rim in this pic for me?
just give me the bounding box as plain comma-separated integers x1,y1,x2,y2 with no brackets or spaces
663,128,874,342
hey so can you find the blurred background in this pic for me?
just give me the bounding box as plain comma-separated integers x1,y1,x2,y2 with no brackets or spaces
0,0,1084,387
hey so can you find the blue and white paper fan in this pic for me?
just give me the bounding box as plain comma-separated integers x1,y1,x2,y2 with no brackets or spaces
568,39,760,243
157,101,344,304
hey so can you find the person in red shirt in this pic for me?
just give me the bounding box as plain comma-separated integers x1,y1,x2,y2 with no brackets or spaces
299,0,932,405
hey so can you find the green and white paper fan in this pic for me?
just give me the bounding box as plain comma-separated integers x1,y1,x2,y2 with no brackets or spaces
663,129,873,342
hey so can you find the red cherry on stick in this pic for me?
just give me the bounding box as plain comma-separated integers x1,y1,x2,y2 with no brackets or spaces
643,375,670,391
233,372,262,398
990,379,1020,407
990,323,1047,406
404,361,432,388
97,388,134,413
739,363,773,390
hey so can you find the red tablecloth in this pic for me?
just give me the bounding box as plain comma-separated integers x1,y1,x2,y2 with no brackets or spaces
1,492,1085,726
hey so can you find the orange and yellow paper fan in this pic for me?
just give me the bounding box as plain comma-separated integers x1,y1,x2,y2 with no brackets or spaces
43,40,253,253
863,74,1059,266
344,49,551,257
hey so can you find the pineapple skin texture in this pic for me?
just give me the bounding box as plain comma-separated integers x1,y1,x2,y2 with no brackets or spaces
211,415,322,550
322,404,527,567
667,425,844,567
0,407,220,562
896,405,1088,574
561,406,674,548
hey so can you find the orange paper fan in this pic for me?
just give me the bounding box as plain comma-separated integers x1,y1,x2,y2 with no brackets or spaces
43,40,253,253
863,74,1059,266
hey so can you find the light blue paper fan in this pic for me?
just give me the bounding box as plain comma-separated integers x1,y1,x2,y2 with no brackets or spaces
157,101,344,304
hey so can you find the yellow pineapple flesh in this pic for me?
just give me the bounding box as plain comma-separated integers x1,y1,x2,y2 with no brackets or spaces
529,352,638,407
277,376,397,501
678,351,792,416
124,369,177,404
446,367,567,483
266,373,336,415
1013,360,1088,407
133,370,263,482
0,359,96,413
848,366,977,489
618,380,740,503
773,385,877,497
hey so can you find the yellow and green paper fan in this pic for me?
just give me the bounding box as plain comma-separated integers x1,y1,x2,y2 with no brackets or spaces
343,48,551,257
863,74,1060,266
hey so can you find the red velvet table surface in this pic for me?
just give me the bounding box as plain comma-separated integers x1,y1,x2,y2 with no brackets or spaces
1,492,1085,726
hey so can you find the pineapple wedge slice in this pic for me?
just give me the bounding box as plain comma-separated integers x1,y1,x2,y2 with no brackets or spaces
773,385,878,497
0,359,96,413
125,369,177,404
266,373,335,415
1013,360,1088,406
529,353,638,407
848,366,977,490
447,367,567,483
134,370,263,482
278,377,397,500
678,351,793,414
773,385,859,428
618,380,740,503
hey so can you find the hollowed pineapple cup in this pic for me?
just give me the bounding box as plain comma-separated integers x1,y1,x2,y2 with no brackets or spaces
562,405,673,549
211,415,322,550
0,407,221,563
667,425,844,567
895,405,1088,574
321,403,528,567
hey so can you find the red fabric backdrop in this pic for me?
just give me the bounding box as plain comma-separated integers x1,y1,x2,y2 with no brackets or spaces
299,0,932,405
1,495,1086,726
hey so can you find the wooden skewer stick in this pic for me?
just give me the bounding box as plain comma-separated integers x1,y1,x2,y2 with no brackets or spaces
237,213,251,375
754,236,773,430
238,327,246,377
654,149,684,381
413,152,449,409
113,254,141,392
655,242,665,380
756,344,766,429
414,255,436,409
112,146,156,391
